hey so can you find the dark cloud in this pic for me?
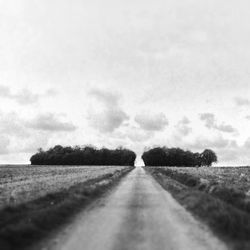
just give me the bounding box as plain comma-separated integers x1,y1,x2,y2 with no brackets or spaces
234,97,250,106
27,113,77,132
199,113,237,133
135,113,168,131
0,85,57,105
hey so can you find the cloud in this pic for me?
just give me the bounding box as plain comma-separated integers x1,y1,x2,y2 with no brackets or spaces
88,109,129,133
135,112,168,131
27,113,77,132
175,117,192,136
199,113,215,128
0,112,72,155
216,124,236,133
0,136,10,155
184,135,234,163
0,112,45,155
13,89,39,105
0,112,30,138
122,126,154,142
126,128,152,142
89,88,119,107
184,135,250,164
199,113,237,133
0,85,57,105
88,88,129,133
234,97,250,106
188,136,230,151
0,85,11,96
20,134,50,153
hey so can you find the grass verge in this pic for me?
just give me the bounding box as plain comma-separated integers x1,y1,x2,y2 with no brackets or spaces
0,167,134,250
146,167,250,250
150,167,250,214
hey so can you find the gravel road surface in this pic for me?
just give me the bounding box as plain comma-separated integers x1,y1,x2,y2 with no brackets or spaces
44,166,227,250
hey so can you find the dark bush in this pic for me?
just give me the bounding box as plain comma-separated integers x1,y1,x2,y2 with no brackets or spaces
30,145,136,166
142,147,217,167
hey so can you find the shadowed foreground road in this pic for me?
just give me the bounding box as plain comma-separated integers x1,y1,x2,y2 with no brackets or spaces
48,167,227,250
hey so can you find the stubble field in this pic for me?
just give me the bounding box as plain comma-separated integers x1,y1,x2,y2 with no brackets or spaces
0,165,128,209
165,166,250,192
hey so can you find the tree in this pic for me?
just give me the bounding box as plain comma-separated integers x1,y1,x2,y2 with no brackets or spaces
30,145,137,166
142,147,217,167
200,149,217,167
142,147,167,166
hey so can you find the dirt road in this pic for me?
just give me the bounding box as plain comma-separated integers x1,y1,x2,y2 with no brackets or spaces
45,167,227,250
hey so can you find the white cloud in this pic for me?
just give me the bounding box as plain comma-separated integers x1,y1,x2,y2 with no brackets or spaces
0,112,30,138
188,136,230,151
199,113,215,128
0,111,77,161
234,97,250,106
123,126,153,142
135,112,168,131
89,88,119,107
199,113,237,133
0,136,10,155
0,85,56,105
88,109,129,133
88,88,129,133
175,117,192,136
27,113,77,132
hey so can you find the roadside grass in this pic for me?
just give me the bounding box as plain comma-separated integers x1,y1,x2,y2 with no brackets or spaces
0,167,134,250
146,167,250,250
151,167,250,214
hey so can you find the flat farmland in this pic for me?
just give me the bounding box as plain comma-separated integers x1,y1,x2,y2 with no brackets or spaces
165,166,250,192
0,165,128,209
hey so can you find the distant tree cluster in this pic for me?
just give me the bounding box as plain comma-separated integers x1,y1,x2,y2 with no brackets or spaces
142,147,217,167
30,145,136,166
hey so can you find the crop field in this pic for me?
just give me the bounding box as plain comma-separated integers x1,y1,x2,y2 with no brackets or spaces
146,166,250,249
0,165,127,209
165,166,250,193
0,165,133,249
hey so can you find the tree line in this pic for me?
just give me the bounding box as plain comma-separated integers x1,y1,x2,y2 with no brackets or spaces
142,147,217,167
30,145,136,166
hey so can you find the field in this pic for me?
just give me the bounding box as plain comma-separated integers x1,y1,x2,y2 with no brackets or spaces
0,165,128,209
0,165,133,250
146,166,250,250
165,166,250,193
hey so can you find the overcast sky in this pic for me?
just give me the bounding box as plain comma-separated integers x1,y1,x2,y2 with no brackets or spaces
1,0,250,165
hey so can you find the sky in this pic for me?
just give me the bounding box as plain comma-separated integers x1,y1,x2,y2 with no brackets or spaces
0,0,250,165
